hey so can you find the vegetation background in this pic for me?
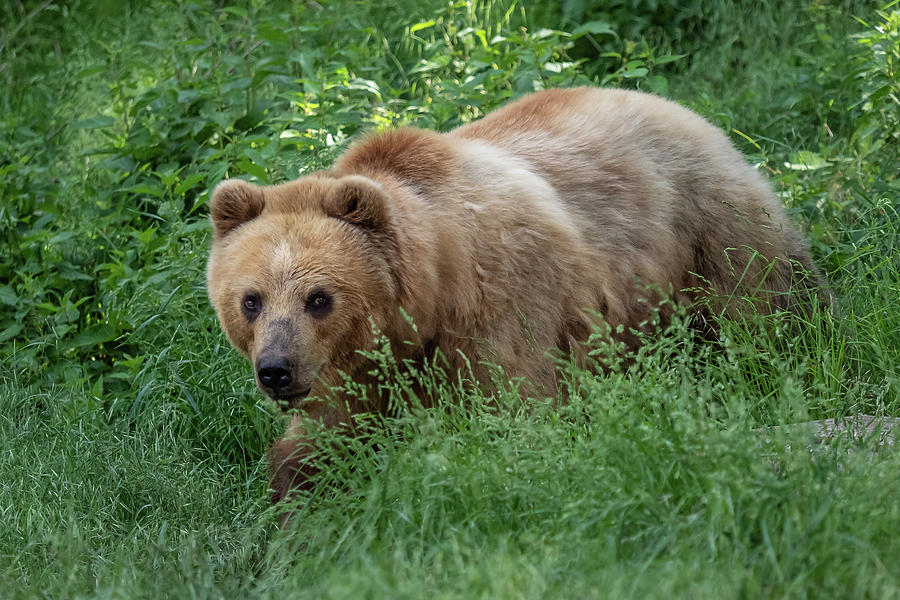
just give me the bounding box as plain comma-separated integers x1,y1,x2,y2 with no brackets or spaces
1,0,898,597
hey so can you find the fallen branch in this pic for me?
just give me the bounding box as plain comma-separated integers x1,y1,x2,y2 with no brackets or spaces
761,415,897,448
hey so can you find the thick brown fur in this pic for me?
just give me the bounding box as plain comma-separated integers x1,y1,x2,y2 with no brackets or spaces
206,87,824,507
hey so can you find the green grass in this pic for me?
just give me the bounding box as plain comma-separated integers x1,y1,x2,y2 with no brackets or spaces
1,0,898,597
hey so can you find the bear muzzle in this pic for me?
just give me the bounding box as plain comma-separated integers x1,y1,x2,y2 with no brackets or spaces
255,354,313,403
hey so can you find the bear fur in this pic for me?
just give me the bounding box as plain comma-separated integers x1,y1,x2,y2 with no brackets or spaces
206,87,822,504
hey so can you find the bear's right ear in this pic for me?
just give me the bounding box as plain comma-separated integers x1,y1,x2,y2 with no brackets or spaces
209,179,266,239
323,176,390,231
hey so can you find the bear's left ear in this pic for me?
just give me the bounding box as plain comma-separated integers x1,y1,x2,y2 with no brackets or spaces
323,176,390,231
209,179,266,240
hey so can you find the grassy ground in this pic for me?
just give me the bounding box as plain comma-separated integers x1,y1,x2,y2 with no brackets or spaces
1,0,898,597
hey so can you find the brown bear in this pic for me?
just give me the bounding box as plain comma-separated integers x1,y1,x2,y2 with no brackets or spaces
206,87,823,505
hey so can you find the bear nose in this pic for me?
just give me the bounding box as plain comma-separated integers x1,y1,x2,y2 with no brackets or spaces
256,357,293,391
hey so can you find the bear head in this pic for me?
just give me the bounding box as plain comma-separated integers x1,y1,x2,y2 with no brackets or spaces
206,174,398,406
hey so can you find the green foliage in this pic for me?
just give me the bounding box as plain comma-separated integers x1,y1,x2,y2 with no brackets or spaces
278,326,900,598
0,0,898,596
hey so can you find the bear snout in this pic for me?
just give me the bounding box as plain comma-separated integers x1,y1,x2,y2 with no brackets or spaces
255,354,314,402
256,355,293,392
252,319,318,403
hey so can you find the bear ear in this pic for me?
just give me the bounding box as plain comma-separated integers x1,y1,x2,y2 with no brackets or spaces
209,179,266,239
323,175,389,231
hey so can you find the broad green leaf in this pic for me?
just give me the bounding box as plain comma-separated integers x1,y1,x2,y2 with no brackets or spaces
236,160,269,182
137,40,164,50
223,78,253,93
784,151,830,171
66,325,119,351
257,25,289,44
75,65,107,79
570,21,616,39
346,78,381,96
0,285,18,306
410,20,436,34
409,55,451,74
0,321,24,343
174,174,206,197
75,115,115,129
177,89,202,104
647,75,668,96
622,67,649,78
655,53,688,65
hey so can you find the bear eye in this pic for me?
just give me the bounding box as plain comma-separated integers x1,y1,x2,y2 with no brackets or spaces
242,293,261,320
305,289,332,319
